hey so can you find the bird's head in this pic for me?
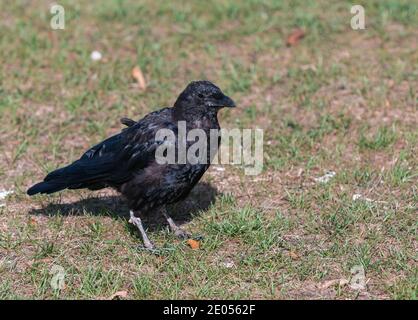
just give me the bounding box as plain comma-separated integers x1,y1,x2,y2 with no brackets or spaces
174,81,236,112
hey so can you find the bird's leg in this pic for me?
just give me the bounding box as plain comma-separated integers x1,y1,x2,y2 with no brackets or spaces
161,207,190,239
129,210,155,250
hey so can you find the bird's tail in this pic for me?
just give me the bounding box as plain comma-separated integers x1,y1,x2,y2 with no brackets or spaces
27,160,108,196
27,164,77,195
27,180,68,195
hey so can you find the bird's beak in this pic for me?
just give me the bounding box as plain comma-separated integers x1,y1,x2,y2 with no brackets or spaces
220,95,236,108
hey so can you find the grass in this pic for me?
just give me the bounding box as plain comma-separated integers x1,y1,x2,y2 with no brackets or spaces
359,126,397,150
0,0,417,299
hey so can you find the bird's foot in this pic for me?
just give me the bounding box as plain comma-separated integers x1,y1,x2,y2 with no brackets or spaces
138,245,159,255
161,208,191,239
192,234,204,241
129,211,155,251
136,244,175,255
174,228,191,240
142,239,156,251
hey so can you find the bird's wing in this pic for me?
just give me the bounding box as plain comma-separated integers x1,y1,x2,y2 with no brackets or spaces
28,108,174,194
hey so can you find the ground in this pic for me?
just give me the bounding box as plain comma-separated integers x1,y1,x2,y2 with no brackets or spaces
0,0,417,299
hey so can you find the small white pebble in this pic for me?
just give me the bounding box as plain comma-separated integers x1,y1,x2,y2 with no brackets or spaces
314,171,336,183
0,189,13,208
0,190,13,200
352,194,362,201
352,193,374,202
90,51,102,61
222,261,235,268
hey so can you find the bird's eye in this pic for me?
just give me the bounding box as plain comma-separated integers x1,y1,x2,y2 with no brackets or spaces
197,93,204,99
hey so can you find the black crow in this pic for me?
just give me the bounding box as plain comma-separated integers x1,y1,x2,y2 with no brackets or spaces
27,81,236,249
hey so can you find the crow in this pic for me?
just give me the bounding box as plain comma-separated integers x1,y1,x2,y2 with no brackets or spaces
27,81,236,250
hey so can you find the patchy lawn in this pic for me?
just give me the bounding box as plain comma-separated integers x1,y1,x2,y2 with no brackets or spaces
0,0,417,299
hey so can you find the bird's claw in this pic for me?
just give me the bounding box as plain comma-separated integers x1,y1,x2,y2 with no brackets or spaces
136,245,175,255
192,234,204,241
174,228,191,239
137,245,158,254
143,241,156,251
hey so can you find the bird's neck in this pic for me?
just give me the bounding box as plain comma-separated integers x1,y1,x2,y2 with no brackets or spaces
173,104,219,127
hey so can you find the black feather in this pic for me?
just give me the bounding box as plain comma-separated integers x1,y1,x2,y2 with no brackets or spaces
120,117,136,128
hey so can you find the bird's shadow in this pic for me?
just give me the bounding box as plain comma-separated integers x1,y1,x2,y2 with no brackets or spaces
29,182,218,232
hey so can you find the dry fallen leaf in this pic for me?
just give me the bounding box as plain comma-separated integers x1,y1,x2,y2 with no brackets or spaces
187,239,200,249
321,279,349,289
288,250,299,260
39,258,54,265
28,217,38,226
108,290,128,300
286,29,305,46
131,66,147,90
